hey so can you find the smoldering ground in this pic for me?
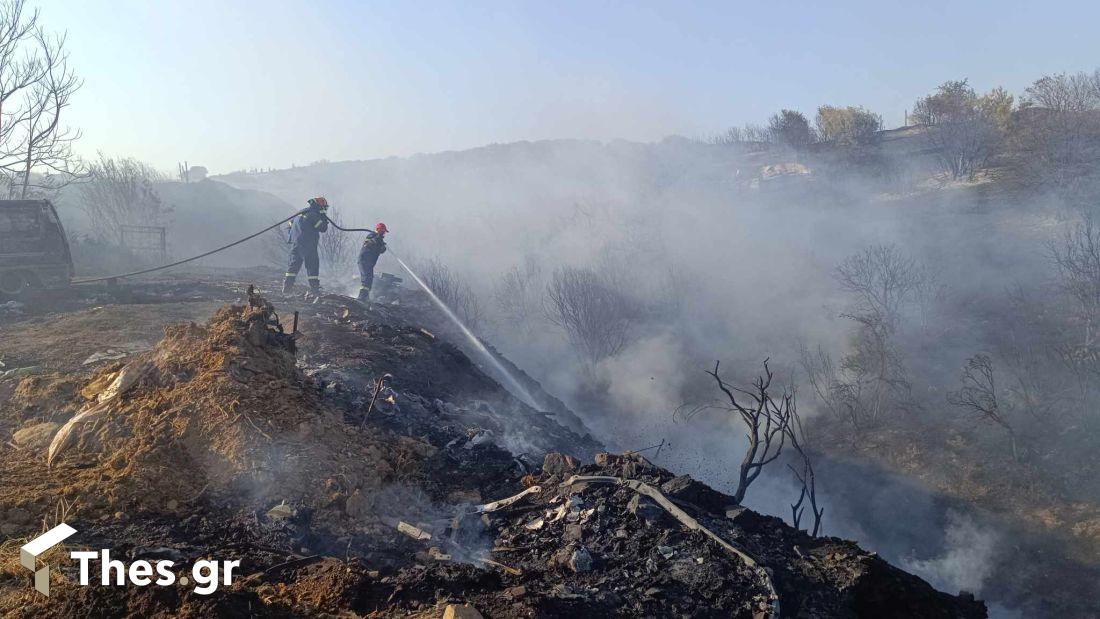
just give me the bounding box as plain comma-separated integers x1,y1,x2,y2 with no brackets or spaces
203,137,1092,616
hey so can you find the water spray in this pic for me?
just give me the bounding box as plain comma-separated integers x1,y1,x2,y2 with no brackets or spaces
391,253,540,410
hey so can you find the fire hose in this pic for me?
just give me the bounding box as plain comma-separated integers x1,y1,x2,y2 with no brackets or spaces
69,210,369,286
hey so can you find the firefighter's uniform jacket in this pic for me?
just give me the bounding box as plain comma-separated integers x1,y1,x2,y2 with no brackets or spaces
285,207,328,286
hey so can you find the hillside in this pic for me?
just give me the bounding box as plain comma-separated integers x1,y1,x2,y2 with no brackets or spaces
209,134,1100,617
0,274,984,616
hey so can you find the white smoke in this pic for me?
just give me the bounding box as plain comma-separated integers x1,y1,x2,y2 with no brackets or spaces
903,511,999,595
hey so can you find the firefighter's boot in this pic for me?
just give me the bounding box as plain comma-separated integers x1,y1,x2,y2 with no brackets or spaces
282,275,296,294
357,286,370,303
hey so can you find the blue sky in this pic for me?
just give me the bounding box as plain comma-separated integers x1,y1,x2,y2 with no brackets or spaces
41,0,1100,173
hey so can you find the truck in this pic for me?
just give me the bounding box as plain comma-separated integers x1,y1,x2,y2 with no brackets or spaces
0,200,74,298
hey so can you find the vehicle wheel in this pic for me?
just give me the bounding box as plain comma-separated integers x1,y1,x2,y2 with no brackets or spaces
0,270,27,296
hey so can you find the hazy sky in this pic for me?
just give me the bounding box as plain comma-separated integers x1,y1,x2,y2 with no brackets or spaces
42,0,1100,173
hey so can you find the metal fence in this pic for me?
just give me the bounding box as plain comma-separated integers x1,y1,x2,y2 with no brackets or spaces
120,225,167,260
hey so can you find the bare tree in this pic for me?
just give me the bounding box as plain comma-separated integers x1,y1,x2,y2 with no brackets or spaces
1050,212,1100,347
998,284,1084,422
786,401,823,536
78,154,166,244
704,360,792,505
0,1,85,196
493,255,544,333
947,354,1019,461
912,261,947,332
317,206,355,276
800,327,912,432
801,245,922,432
416,257,485,332
1025,71,1100,112
709,123,771,151
1015,70,1100,189
545,265,641,365
835,244,919,329
0,1,44,155
9,30,84,197
800,343,856,427
913,80,1012,180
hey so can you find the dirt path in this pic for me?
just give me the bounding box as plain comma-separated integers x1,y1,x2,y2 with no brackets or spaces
0,301,222,371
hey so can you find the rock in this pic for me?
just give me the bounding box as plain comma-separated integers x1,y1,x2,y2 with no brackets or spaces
464,429,493,449
442,603,483,619
594,452,624,467
505,585,527,599
725,506,748,521
346,489,372,518
568,546,593,572
627,494,671,525
622,461,637,478
661,474,736,514
12,422,59,450
542,452,579,476
166,500,178,511
563,523,583,542
267,502,296,521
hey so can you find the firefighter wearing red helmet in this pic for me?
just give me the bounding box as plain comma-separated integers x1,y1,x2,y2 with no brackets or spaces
357,222,388,302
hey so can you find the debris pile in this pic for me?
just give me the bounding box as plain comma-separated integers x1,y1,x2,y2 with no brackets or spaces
373,451,986,618
1,285,988,617
296,294,603,461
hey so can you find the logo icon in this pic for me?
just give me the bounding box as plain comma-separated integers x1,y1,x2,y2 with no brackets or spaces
20,523,77,596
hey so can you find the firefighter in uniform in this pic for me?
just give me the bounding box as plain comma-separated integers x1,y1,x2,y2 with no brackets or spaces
283,196,330,294
357,222,388,302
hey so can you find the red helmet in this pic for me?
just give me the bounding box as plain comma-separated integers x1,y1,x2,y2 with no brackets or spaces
375,222,389,234
309,196,329,208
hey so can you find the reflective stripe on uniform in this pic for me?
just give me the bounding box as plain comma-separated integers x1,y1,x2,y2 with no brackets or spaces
359,286,370,291
307,276,320,280
284,273,296,277
314,219,325,228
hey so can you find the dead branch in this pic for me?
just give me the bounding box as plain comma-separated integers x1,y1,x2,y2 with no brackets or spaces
706,359,792,505
947,354,1019,461
785,400,823,537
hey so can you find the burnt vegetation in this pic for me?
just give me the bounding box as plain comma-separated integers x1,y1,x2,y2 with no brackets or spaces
7,0,1100,611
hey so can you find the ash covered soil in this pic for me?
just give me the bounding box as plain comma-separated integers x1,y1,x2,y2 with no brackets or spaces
0,271,986,617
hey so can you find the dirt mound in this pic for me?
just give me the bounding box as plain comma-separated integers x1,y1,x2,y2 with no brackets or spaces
24,300,425,521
